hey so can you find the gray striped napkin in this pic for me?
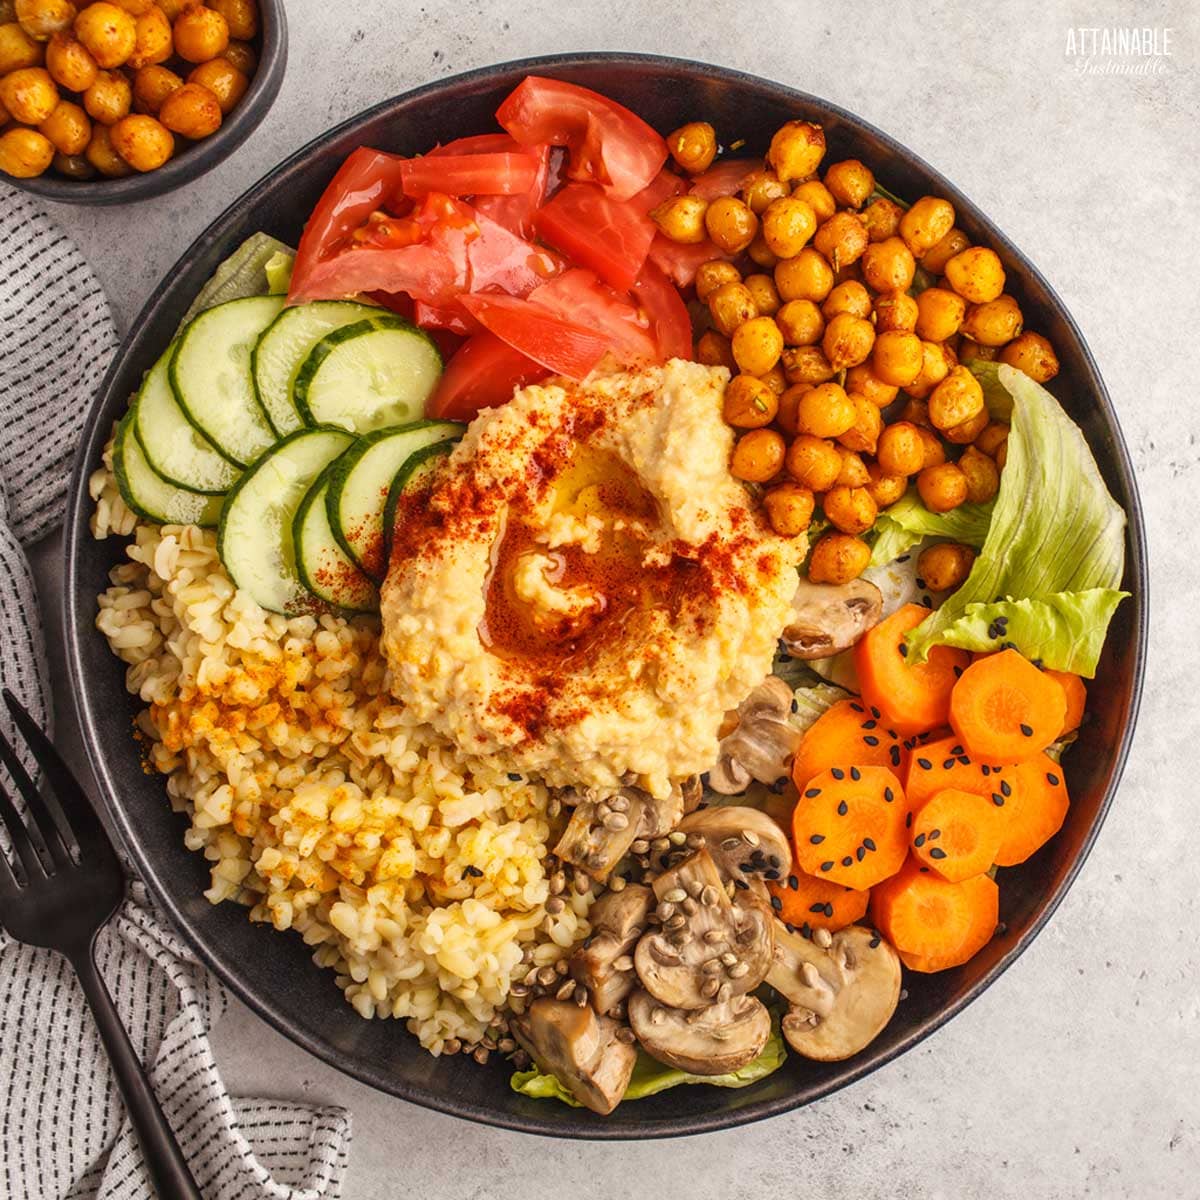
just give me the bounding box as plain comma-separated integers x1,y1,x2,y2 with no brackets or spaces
0,186,352,1200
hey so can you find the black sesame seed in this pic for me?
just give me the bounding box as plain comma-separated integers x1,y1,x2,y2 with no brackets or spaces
856,847,866,862
981,764,992,776
870,706,881,719
863,837,877,851
507,772,522,781
805,787,822,798
1019,723,1034,737
995,616,1008,630
916,577,926,589
953,665,964,678
464,865,484,877
918,866,930,873
884,786,894,803
841,856,853,867
787,874,800,890
739,862,753,873
850,702,864,713
921,594,932,606
1000,779,1012,797
957,755,970,766
791,698,799,713
929,846,947,860
831,767,845,780
917,757,932,770
863,719,877,730
822,903,834,917
992,793,1005,807
765,868,781,880
951,744,964,755
914,833,927,847
899,643,909,658
943,758,956,770
769,776,788,793
786,922,798,934
770,895,783,911
800,922,812,938
869,933,882,949
850,767,861,781
809,834,826,845
809,902,826,915
735,878,749,890
905,812,913,828
863,735,880,746
837,800,849,816
769,854,781,868
889,746,901,766
928,828,941,840
820,861,834,872
1001,640,1016,650
1047,771,1060,787
1032,658,1044,669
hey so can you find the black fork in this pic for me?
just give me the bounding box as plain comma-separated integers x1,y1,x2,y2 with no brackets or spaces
0,690,203,1200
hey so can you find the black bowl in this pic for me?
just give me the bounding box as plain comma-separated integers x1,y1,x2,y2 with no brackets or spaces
9,0,287,205
63,53,1148,1138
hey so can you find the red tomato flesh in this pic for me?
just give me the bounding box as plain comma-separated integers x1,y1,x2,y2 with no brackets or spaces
399,153,540,197
428,330,547,421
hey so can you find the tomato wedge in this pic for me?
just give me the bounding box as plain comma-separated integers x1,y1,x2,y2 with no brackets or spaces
399,153,540,197
647,233,730,287
458,293,611,380
528,268,658,365
688,157,759,200
632,259,693,362
496,75,667,201
428,331,547,421
631,167,687,213
429,133,552,239
534,182,655,292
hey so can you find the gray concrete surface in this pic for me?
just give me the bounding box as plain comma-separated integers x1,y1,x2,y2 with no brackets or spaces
26,0,1199,1195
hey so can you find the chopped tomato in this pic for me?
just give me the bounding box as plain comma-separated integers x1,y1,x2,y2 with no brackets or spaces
688,157,759,200
428,133,552,239
458,293,612,380
534,182,655,292
496,75,667,201
646,234,729,288
428,331,547,421
528,268,658,365
630,167,687,214
632,259,693,361
429,133,521,156
412,298,479,336
399,153,540,197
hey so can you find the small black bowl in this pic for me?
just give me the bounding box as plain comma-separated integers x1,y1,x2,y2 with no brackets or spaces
8,0,286,205
64,53,1147,1138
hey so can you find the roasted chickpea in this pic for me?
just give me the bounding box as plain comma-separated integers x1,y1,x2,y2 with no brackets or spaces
958,445,1001,503
0,90,10,120
651,194,708,244
918,542,976,592
873,289,918,333
832,446,870,488
822,484,877,535
82,67,129,122
159,78,220,137
739,168,787,214
172,3,227,62
0,0,16,19
209,0,255,38
865,461,907,508
109,0,155,13
917,461,968,513
707,279,757,337
767,119,825,183
813,211,868,271
761,195,816,258
51,148,94,176
763,482,815,536
124,2,170,66
837,392,883,455
0,123,52,174
808,531,871,584
999,330,1059,382
742,272,780,317
822,311,875,370
774,247,833,303
821,280,871,321
962,294,1023,347
845,362,899,408
665,120,716,174
943,406,990,445
899,195,955,257
928,365,985,434
775,298,823,346
781,344,835,386
785,432,842,490
15,0,76,40
73,1,134,66
872,330,924,387
974,420,1010,460
44,28,93,87
109,109,170,168
745,234,778,270
730,428,786,483
897,395,933,429
905,339,956,400
792,178,835,223
694,259,741,303
705,195,758,255
131,61,179,111
861,235,915,293
0,64,56,121
795,381,855,439
83,117,127,173
221,36,253,73
914,286,966,342
916,425,946,469
957,338,996,365
722,373,779,429
732,315,784,376
695,329,735,370
759,364,787,396
876,421,925,476
823,158,874,209
943,246,1005,304
37,95,87,151
154,0,189,15
920,226,970,275
861,196,904,243
0,20,43,72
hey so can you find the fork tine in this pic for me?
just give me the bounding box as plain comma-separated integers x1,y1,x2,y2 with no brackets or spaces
0,699,75,868
0,776,47,883
3,690,106,850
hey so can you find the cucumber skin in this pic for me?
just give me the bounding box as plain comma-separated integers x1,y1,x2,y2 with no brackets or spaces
292,466,379,616
381,441,456,571
113,415,223,529
291,314,443,430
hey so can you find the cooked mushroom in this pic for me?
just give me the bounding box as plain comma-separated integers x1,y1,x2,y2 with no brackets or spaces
509,997,637,1115
676,806,793,885
767,921,901,1061
568,884,652,1014
681,773,704,815
628,988,771,1075
707,675,801,795
781,577,883,660
633,848,773,1011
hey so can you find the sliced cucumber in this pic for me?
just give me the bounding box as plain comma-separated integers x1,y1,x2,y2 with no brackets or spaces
293,315,442,436
133,346,240,495
293,467,379,614
170,295,284,468
325,420,462,581
382,440,456,568
217,427,353,614
113,415,223,528
252,299,379,437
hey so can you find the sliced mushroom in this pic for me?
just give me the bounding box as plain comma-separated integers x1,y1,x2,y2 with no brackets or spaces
569,884,652,1014
707,675,801,795
680,773,704,815
633,848,773,1011
509,997,637,1115
767,921,901,1062
628,988,771,1075
554,782,689,880
677,806,793,885
782,577,883,660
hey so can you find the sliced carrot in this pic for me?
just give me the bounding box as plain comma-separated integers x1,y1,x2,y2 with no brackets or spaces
911,787,1002,882
1045,669,1087,737
993,753,1070,867
792,765,908,889
949,649,1067,763
905,734,1011,812
870,856,999,972
854,603,970,736
768,868,870,932
791,698,908,790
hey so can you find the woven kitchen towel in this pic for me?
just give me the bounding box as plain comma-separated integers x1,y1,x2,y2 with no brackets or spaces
0,187,352,1200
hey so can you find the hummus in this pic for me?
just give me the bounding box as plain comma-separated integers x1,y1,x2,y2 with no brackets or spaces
381,360,805,798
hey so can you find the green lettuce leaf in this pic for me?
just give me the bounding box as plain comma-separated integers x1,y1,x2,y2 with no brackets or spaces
905,364,1128,676
870,490,995,566
181,232,296,323
264,249,295,294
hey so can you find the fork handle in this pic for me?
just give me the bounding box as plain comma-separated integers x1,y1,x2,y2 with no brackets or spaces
71,946,205,1200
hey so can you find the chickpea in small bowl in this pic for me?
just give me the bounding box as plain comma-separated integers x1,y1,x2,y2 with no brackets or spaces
0,0,285,202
